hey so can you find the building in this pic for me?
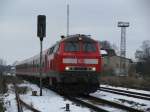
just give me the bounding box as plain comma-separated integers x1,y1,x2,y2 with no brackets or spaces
101,49,132,76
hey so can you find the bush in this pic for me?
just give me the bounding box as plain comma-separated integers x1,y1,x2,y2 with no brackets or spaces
0,75,25,94
16,86,28,94
100,76,150,91
0,76,7,94
0,99,6,112
5,76,23,84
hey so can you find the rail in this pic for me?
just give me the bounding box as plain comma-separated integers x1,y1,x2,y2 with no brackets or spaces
13,82,40,112
66,96,109,112
89,95,144,112
99,87,150,101
14,83,23,112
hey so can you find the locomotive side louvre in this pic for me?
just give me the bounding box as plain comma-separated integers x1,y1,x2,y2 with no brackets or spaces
16,34,102,94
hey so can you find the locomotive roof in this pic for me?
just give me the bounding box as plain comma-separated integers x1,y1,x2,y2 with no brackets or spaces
61,34,96,42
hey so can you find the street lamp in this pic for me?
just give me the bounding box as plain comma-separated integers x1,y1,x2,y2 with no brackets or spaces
37,15,46,96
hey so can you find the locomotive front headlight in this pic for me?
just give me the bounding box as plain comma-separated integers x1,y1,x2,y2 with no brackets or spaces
65,66,70,71
92,67,96,71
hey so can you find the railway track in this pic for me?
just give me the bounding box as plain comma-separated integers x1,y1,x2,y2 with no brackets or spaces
99,87,150,101
17,78,145,112
88,95,144,112
66,96,109,112
66,95,144,112
13,82,40,112
13,83,23,112
46,86,132,112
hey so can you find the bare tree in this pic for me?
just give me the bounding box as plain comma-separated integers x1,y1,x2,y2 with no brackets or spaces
142,40,150,59
100,41,111,49
135,40,150,61
111,43,119,56
12,61,18,66
99,41,118,56
0,58,7,94
135,50,144,61
0,58,6,65
135,40,150,76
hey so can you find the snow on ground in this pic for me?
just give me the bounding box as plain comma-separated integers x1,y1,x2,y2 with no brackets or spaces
101,84,150,95
2,84,18,112
4,82,150,112
4,81,94,112
91,90,150,112
20,82,92,112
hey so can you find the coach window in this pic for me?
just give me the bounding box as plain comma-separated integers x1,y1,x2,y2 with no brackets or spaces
36,60,38,68
48,47,53,55
48,48,51,55
42,61,44,67
54,44,59,53
48,49,50,55
48,46,54,55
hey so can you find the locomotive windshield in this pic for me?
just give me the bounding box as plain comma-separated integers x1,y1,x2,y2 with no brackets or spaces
83,42,96,52
64,42,80,52
64,41,97,52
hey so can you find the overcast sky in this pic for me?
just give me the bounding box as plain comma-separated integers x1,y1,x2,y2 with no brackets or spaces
0,0,150,64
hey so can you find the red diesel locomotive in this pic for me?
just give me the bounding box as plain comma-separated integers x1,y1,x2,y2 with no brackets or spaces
16,34,102,94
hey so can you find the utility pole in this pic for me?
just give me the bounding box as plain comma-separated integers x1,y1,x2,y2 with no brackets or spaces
37,15,46,96
118,22,129,76
67,4,69,36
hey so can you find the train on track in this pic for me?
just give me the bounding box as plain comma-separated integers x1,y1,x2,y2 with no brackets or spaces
16,34,103,95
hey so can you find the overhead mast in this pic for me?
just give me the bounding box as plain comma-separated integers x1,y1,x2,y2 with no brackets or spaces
67,1,70,37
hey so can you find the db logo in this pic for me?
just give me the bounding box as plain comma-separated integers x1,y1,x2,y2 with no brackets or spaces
77,59,84,64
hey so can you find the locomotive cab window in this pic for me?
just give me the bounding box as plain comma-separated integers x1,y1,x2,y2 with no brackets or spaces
64,42,80,52
83,42,96,52
48,46,55,55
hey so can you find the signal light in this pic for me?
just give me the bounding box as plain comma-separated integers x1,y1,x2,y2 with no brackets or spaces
37,15,46,40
